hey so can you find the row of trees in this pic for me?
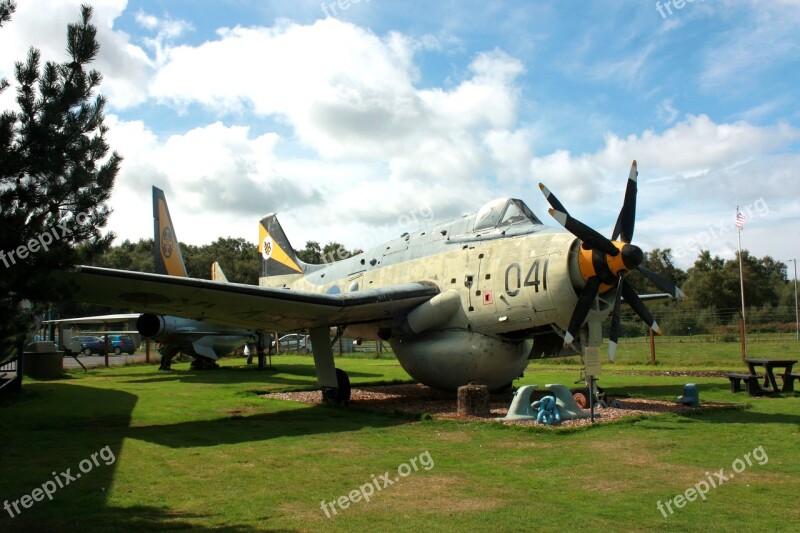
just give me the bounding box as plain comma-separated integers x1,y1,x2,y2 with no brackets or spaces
91,238,358,285
629,249,794,310
618,249,796,337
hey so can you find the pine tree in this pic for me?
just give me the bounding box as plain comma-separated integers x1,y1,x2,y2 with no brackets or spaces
0,2,120,355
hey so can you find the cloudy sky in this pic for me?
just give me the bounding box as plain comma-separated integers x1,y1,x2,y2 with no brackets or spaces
1,0,798,271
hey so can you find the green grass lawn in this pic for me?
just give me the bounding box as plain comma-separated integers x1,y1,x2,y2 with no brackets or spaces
1,345,799,532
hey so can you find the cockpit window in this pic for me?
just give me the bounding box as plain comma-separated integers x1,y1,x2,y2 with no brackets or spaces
474,198,508,231
499,202,527,226
474,198,541,231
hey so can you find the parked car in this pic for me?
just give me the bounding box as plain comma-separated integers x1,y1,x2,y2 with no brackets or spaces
272,333,311,354
107,334,136,355
71,335,107,356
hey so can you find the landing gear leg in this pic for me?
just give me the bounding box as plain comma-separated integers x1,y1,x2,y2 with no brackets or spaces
158,345,179,371
310,326,351,404
256,332,271,370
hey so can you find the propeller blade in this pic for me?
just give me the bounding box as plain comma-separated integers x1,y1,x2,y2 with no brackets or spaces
621,282,661,335
540,182,619,256
608,273,624,361
539,183,569,214
637,265,686,300
564,276,601,345
548,208,620,256
611,160,638,243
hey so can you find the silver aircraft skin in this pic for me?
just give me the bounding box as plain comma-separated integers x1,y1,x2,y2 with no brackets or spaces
63,161,684,402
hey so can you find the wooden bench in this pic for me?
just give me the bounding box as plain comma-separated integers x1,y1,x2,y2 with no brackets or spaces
726,373,763,395
777,373,800,393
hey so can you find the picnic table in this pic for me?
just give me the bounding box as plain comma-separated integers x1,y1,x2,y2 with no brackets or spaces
744,358,798,393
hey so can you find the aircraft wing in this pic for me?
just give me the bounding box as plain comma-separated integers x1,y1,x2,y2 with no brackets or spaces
43,313,141,324
59,266,439,331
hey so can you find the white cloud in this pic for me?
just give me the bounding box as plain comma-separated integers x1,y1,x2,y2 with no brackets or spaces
700,2,800,90
522,114,800,268
0,0,152,110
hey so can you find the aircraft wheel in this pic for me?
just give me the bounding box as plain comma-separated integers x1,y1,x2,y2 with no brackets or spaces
322,368,351,405
571,386,605,409
572,388,590,409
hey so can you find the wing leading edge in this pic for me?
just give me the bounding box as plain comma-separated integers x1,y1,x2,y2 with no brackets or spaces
59,266,440,332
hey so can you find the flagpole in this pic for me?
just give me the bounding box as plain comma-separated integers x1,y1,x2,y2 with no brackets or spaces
791,258,798,342
737,207,747,359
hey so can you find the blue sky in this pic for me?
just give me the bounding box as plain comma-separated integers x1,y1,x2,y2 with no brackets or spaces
1,0,798,270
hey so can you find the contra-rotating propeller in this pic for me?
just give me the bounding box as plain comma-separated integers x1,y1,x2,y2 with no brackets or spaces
539,160,685,359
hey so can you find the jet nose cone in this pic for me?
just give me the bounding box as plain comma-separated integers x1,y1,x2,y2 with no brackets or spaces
621,243,644,270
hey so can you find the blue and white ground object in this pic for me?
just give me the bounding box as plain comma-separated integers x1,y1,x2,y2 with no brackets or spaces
503,385,538,421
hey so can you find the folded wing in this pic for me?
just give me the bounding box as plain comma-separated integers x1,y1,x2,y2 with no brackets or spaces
60,266,440,331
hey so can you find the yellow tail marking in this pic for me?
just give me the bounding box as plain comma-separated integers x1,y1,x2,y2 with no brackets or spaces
157,199,187,277
259,223,302,273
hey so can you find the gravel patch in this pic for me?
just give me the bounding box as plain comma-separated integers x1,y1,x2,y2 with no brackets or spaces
263,383,734,428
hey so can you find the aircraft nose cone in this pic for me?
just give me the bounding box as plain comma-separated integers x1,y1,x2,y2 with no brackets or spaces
621,243,644,270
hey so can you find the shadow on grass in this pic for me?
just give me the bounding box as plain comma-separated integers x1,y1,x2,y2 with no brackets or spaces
0,383,310,532
129,403,410,448
116,363,382,388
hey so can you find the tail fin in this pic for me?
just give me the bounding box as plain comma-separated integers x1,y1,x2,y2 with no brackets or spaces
152,186,188,277
211,261,228,282
259,214,304,278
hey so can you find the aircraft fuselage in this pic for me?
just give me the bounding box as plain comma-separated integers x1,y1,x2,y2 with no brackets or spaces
258,200,608,390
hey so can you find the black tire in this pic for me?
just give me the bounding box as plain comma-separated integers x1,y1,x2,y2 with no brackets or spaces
82,348,92,356
571,388,590,409
114,347,122,356
322,368,351,404
571,385,605,409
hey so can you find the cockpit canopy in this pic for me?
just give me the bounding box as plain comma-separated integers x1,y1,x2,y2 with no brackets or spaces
474,198,542,231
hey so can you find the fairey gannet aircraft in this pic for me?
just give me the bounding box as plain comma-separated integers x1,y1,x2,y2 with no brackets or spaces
63,161,684,403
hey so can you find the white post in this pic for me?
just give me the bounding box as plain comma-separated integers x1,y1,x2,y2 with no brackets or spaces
737,217,746,357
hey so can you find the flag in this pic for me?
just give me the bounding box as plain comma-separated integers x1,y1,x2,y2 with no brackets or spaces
736,208,745,231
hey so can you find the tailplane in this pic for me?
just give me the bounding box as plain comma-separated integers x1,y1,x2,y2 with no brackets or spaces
152,186,188,277
211,261,228,282
259,214,305,278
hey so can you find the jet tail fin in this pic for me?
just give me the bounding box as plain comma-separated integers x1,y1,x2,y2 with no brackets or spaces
211,261,228,282
259,214,305,278
152,186,188,277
